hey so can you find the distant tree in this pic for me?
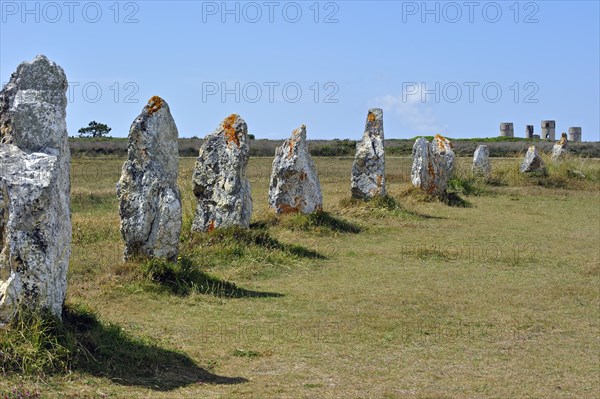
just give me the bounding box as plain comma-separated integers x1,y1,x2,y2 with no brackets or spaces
78,121,112,138
248,133,256,140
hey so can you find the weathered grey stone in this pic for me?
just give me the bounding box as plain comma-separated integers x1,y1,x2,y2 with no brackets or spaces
432,134,455,180
0,55,70,323
351,109,385,200
410,135,455,196
520,145,546,174
472,145,491,178
551,135,568,160
410,137,432,192
192,114,252,232
116,96,181,261
268,125,322,214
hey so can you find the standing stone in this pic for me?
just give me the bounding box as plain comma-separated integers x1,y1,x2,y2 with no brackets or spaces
0,55,71,323
116,96,181,261
410,137,433,192
410,135,455,197
432,134,455,180
192,114,252,232
551,134,568,160
268,125,322,214
351,109,385,200
520,146,546,174
472,145,491,178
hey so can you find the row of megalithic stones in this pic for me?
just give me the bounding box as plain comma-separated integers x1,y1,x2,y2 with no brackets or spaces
0,55,571,324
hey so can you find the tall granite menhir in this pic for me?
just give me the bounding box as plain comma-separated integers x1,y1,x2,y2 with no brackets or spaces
269,125,322,214
411,135,455,197
351,108,385,200
472,145,491,178
192,114,252,232
117,96,182,261
0,55,71,323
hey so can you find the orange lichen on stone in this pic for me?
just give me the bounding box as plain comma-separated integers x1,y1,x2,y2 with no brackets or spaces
147,96,163,115
367,112,376,122
278,203,300,214
376,174,383,188
286,126,304,157
435,134,453,150
299,172,307,181
278,197,304,214
223,114,240,147
287,137,301,158
207,220,216,233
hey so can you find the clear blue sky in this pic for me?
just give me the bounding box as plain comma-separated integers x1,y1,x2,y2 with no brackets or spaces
1,0,598,140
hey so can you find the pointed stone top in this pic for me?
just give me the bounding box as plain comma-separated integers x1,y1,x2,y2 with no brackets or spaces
364,108,383,139
33,54,51,63
433,135,453,156
131,96,174,132
291,124,307,141
367,108,383,120
10,54,66,91
126,95,179,179
434,134,453,147
216,114,247,148
0,54,68,151
284,125,308,156
145,95,166,116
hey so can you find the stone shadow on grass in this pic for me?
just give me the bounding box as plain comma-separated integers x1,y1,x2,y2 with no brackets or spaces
194,227,327,260
277,210,362,234
63,305,247,391
442,192,472,208
339,195,446,220
143,257,285,298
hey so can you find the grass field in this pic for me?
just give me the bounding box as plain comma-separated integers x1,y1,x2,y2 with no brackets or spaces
1,154,599,398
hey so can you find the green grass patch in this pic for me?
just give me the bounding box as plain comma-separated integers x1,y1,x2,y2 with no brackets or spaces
447,177,485,197
338,195,431,220
1,304,246,390
232,349,262,358
0,385,41,399
0,309,71,376
398,185,471,208
70,191,117,213
181,226,327,279
487,155,600,190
